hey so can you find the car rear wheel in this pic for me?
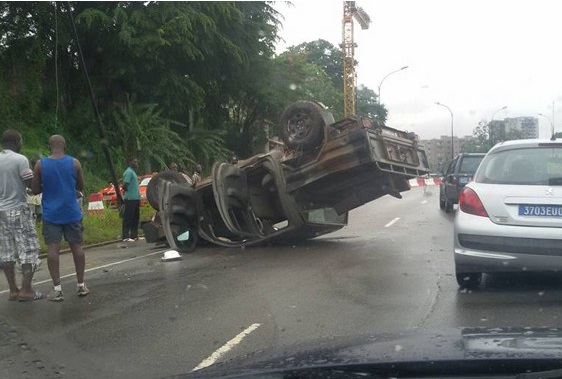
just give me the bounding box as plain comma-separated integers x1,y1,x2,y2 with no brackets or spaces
445,199,453,213
456,270,482,289
439,189,446,210
147,171,189,211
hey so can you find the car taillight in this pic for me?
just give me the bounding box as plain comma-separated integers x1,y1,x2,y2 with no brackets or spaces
459,187,488,217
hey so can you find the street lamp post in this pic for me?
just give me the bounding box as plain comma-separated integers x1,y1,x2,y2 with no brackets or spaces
435,102,455,159
377,66,409,106
491,105,508,122
538,113,555,140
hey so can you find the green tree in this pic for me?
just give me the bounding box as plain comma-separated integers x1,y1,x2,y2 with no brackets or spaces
0,2,54,132
462,120,528,154
2,1,404,185
280,39,385,122
461,121,492,153
356,86,386,122
203,2,282,157
286,39,344,89
110,97,196,173
0,1,283,167
260,52,343,143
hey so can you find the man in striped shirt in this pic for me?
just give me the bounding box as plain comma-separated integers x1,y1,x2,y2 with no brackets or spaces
0,129,44,302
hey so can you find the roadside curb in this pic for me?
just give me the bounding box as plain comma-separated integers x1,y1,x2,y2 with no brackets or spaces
38,239,121,259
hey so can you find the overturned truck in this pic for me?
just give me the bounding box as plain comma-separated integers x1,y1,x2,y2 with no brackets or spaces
143,101,430,252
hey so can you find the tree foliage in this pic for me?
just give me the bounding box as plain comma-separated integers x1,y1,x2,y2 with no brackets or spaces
461,121,492,153
0,2,390,191
286,39,344,89
110,97,195,173
356,86,386,121
462,120,527,153
0,2,281,169
275,39,386,123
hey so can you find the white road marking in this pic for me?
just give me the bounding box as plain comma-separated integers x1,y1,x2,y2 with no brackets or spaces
421,200,428,204
0,250,165,295
192,323,261,371
384,217,400,228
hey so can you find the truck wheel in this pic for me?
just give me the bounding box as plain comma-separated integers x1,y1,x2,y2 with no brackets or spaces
280,101,333,151
439,189,446,210
147,171,189,211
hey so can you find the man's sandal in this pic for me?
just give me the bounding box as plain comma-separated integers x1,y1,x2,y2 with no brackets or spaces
8,291,19,301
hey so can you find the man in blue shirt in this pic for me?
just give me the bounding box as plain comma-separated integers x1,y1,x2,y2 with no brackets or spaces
32,134,89,301
122,157,140,241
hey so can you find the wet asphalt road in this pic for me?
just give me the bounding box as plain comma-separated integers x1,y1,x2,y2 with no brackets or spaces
1,186,562,378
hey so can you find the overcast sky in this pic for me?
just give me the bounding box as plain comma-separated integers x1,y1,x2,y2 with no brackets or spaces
273,0,562,140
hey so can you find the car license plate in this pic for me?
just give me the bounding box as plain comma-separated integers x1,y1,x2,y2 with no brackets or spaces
458,177,468,184
519,204,562,217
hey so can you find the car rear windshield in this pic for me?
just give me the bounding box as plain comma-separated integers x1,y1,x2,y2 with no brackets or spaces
458,156,484,175
475,146,562,185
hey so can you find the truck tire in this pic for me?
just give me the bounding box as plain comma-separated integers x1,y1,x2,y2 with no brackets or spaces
147,171,189,211
279,101,333,151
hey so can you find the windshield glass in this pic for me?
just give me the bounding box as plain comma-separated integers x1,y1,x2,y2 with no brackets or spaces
476,147,562,185
3,1,562,378
458,156,484,175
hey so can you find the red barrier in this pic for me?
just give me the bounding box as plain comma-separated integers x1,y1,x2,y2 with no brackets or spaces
88,193,103,202
409,177,442,187
87,192,104,213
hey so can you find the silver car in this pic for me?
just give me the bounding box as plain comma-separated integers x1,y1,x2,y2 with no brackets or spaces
454,139,562,288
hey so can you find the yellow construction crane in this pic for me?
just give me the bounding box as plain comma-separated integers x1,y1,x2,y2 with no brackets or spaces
341,1,371,117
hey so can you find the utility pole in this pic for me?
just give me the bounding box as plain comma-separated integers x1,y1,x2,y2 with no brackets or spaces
435,102,455,159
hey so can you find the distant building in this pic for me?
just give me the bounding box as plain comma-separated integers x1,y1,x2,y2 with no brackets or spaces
491,117,539,141
422,117,539,173
421,135,469,173
504,117,539,139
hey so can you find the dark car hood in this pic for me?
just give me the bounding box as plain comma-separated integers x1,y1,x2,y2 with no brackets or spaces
173,327,562,378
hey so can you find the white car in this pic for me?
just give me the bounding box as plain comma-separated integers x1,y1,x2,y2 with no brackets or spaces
454,139,562,288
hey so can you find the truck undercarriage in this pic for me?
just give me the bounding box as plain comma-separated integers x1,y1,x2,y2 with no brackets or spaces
143,101,430,252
